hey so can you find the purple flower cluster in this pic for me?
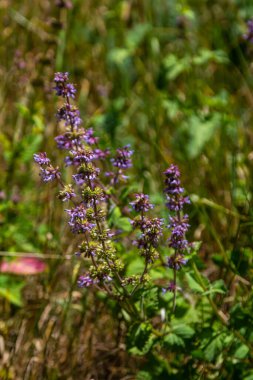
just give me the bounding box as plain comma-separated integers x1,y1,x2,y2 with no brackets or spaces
34,152,50,165
54,72,76,99
33,152,61,183
164,165,191,284
57,104,82,128
105,145,133,184
134,218,163,253
65,204,95,234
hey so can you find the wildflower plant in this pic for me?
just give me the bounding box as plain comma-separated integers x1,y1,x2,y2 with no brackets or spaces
34,72,196,356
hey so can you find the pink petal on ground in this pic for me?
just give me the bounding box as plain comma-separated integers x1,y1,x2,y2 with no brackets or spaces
0,257,47,275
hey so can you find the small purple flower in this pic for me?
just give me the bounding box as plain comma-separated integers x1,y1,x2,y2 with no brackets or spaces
105,170,129,184
94,148,110,160
130,193,154,213
72,173,86,186
58,185,76,202
34,152,50,166
84,128,99,145
162,281,176,293
73,166,100,185
55,134,74,150
111,145,133,169
65,204,86,222
167,254,188,270
40,167,61,182
77,275,96,287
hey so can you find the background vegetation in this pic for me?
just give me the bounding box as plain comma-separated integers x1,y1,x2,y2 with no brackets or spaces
0,0,253,379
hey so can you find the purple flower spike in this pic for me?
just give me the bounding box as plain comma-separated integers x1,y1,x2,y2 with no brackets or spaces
164,164,192,285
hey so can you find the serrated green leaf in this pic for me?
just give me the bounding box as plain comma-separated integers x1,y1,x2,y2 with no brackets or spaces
164,333,185,348
127,322,153,356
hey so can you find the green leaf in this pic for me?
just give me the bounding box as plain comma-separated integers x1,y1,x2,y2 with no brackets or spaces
181,114,221,159
107,48,131,66
144,287,159,317
171,324,195,339
234,344,249,359
204,334,225,362
126,257,144,276
163,54,190,80
193,49,229,65
127,322,154,356
21,134,43,163
163,333,185,348
108,206,131,231
186,272,204,293
126,23,151,51
0,275,25,306
202,279,227,296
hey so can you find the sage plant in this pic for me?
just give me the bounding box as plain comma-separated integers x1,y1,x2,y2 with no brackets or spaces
34,72,192,316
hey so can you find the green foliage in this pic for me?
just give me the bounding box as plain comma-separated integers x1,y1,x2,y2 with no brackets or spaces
127,322,155,356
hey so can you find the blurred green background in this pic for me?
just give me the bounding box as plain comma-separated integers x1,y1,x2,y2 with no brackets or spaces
0,0,253,378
